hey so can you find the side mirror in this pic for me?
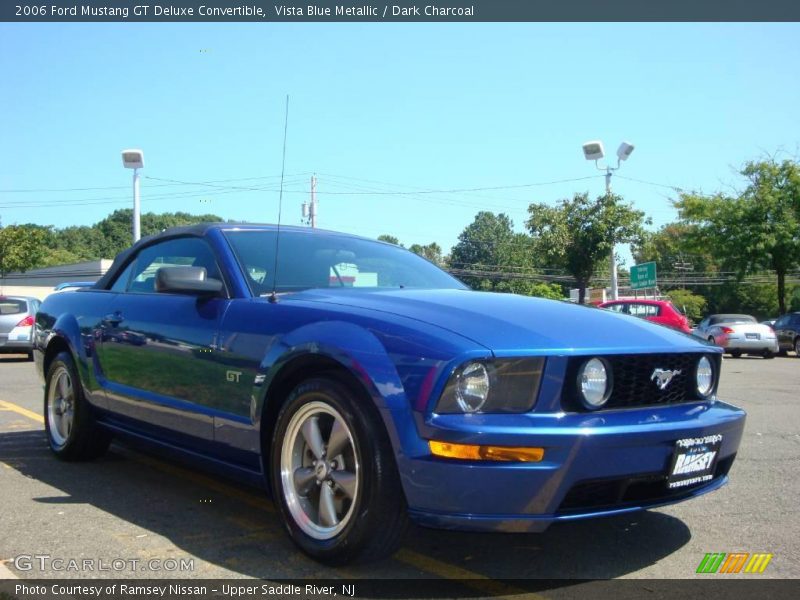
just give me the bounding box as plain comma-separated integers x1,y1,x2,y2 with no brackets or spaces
155,266,223,296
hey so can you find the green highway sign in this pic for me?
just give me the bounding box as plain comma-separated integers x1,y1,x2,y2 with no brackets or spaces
630,261,657,290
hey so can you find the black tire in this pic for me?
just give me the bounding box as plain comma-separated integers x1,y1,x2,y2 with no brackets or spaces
270,377,407,565
778,349,788,357
762,350,775,359
26,351,34,362
795,338,800,357
44,351,111,460
729,350,742,358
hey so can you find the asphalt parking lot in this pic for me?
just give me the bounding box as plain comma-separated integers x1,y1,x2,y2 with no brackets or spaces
0,354,798,583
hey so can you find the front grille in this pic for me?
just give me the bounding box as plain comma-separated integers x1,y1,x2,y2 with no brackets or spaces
563,353,718,411
557,454,735,514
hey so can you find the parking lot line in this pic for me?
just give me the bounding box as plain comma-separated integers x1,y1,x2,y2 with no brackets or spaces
0,399,43,424
0,396,538,589
394,549,534,597
0,560,20,579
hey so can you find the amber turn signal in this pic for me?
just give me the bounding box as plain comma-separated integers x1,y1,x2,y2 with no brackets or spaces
428,440,544,462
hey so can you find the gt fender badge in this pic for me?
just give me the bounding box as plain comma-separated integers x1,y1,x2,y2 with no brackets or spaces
226,370,242,383
651,368,681,390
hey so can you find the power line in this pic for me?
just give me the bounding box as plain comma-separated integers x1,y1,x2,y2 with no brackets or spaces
614,174,686,192
310,175,603,195
0,178,311,208
0,172,312,193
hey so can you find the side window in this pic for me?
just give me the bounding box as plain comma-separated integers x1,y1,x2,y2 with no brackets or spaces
110,261,135,292
606,303,625,313
126,237,223,295
628,303,645,317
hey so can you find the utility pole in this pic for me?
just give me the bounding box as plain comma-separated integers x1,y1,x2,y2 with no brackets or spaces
310,174,317,228
674,259,693,289
302,175,318,228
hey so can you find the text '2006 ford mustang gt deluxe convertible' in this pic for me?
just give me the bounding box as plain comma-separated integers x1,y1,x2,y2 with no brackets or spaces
34,223,745,564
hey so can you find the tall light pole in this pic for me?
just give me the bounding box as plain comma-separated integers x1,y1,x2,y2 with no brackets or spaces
121,149,144,243
581,140,635,301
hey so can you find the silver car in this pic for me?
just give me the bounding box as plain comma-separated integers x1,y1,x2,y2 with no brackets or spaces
694,313,779,358
0,295,40,360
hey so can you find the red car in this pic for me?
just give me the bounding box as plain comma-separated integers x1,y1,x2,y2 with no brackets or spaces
598,299,692,333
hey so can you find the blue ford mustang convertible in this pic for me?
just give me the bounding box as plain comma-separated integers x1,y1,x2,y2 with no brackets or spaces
35,223,746,564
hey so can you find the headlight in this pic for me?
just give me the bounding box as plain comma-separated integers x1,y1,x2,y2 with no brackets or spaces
577,357,612,409
434,358,544,414
696,356,714,397
455,362,490,412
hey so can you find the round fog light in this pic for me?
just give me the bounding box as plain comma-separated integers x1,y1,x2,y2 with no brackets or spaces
577,357,612,409
696,356,714,397
455,362,490,413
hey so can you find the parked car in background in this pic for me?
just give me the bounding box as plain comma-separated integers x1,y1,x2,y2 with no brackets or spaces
772,312,800,356
598,299,692,333
761,319,777,329
53,281,95,292
0,296,40,360
694,314,778,358
35,223,746,564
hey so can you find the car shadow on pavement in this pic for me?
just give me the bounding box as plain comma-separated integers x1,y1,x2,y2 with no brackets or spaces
0,428,691,582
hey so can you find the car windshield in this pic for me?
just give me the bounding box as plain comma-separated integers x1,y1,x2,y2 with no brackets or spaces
710,314,756,325
223,229,467,295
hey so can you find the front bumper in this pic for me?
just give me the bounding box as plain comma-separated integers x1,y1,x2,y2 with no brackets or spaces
398,400,745,532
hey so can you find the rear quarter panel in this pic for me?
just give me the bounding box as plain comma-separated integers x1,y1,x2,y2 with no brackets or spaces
36,289,116,409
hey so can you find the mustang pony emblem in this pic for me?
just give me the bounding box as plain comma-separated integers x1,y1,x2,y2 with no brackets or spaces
651,368,682,390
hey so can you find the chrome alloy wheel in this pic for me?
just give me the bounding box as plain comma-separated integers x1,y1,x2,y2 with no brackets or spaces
47,365,75,448
280,401,360,540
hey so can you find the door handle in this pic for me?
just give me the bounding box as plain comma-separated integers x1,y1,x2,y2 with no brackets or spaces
102,312,124,326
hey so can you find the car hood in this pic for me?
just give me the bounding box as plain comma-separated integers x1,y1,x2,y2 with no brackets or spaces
286,289,710,355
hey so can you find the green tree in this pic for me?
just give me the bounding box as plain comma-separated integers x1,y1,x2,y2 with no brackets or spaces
449,212,561,299
0,223,50,277
451,212,530,285
377,234,402,246
527,193,648,304
665,288,707,323
92,210,225,258
39,247,82,268
494,279,563,300
409,242,443,265
677,159,800,314
632,223,715,277
53,225,108,261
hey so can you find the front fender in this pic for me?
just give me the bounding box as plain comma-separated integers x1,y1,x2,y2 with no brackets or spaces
257,320,420,459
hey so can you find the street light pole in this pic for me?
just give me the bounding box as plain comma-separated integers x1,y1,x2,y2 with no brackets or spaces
121,149,145,244
604,168,618,301
581,140,635,302
132,167,141,242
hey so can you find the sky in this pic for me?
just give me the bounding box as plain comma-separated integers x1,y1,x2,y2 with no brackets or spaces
1,23,799,265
